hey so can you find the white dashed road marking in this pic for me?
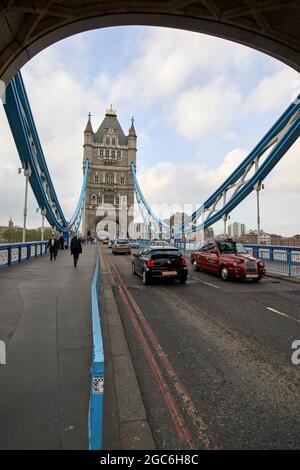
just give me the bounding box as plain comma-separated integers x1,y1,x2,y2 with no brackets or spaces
265,306,300,324
190,275,220,289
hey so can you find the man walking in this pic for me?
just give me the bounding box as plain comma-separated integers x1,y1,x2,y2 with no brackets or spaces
70,235,82,267
47,233,58,261
59,234,64,250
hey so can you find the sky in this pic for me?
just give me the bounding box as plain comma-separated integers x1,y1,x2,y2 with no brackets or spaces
0,26,299,236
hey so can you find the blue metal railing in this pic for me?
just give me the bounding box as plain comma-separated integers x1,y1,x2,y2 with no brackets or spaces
244,244,300,278
88,246,104,450
0,241,48,268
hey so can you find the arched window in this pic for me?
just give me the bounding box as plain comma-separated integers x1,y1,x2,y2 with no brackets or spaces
105,173,114,184
106,136,110,145
112,137,116,146
120,176,125,184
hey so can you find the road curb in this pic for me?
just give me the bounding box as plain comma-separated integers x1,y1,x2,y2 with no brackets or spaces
266,273,300,284
99,247,155,450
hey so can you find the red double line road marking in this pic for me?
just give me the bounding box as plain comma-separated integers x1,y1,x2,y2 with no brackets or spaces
118,285,196,449
105,253,213,449
125,287,213,449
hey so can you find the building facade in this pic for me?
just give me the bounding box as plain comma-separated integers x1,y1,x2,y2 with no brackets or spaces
82,106,137,238
228,222,246,238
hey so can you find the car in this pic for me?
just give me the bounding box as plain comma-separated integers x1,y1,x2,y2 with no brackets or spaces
132,246,188,285
129,239,139,249
112,238,131,255
108,239,115,248
190,238,266,281
150,240,170,247
102,238,109,245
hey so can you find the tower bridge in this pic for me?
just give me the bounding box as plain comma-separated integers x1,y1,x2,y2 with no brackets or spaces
82,106,136,239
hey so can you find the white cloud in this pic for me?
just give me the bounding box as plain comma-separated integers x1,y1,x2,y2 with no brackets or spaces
139,148,246,208
170,78,242,140
243,67,300,114
103,27,253,112
138,143,300,236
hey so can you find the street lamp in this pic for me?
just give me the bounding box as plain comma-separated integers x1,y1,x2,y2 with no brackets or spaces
223,214,230,237
255,181,264,245
19,165,31,243
37,207,47,241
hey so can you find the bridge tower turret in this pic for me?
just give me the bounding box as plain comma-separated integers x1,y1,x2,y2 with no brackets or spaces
128,117,137,169
83,113,93,163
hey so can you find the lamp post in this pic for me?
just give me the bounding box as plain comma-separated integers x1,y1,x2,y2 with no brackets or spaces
36,207,46,241
255,181,264,245
19,165,31,243
223,214,230,237
41,208,46,241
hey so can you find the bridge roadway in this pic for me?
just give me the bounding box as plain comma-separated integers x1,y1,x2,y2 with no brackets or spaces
102,245,300,450
0,245,96,450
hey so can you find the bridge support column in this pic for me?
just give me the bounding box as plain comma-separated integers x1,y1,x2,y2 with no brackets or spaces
20,166,31,243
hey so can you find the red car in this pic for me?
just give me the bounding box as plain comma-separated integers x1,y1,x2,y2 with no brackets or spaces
190,239,266,281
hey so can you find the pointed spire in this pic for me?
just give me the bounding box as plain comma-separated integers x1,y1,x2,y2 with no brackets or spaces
129,116,136,136
84,112,93,133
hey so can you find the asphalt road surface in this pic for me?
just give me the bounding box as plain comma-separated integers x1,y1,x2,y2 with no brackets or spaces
101,245,300,450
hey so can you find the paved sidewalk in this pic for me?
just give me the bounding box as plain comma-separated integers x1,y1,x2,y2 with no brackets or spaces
0,245,95,449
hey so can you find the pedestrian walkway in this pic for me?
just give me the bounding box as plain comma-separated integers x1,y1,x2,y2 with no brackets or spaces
0,244,96,449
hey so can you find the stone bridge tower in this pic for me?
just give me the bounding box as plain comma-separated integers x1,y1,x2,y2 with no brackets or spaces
82,106,136,238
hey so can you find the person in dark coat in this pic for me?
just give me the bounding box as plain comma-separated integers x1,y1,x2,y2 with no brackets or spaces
59,234,64,250
70,235,82,267
47,233,58,261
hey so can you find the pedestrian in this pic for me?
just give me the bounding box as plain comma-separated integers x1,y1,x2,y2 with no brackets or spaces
47,232,58,261
70,235,82,267
59,234,64,250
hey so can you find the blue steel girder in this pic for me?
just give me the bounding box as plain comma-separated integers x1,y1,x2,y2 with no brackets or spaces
68,160,89,234
175,93,300,236
3,72,67,232
131,93,300,238
131,163,169,236
3,71,89,236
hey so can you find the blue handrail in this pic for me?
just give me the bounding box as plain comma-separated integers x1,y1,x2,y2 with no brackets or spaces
88,246,104,450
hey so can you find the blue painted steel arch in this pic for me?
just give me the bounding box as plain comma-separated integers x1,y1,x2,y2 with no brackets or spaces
132,93,300,237
3,71,88,235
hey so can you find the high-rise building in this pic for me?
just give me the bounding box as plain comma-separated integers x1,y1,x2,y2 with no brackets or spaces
82,106,136,238
228,222,246,238
204,227,214,240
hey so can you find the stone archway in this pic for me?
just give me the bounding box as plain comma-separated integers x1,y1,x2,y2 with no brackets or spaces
0,2,300,84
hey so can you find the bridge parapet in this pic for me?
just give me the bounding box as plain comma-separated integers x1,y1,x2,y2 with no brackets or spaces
0,241,48,268
244,244,300,278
